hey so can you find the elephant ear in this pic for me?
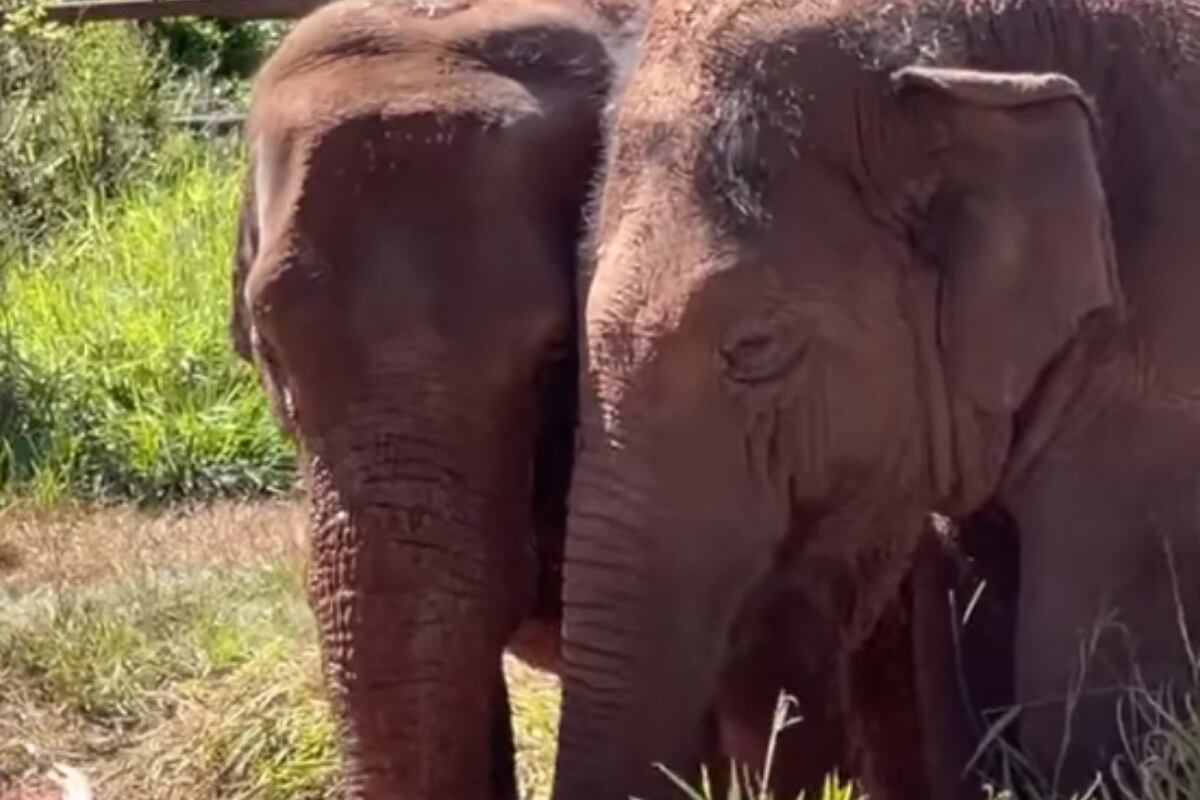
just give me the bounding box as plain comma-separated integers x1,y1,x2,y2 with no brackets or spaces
892,66,1124,415
229,166,258,364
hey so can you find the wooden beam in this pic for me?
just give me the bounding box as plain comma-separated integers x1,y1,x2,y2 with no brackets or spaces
29,0,329,23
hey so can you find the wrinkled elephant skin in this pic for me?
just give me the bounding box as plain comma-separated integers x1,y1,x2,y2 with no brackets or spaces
555,1,1200,798
228,0,643,796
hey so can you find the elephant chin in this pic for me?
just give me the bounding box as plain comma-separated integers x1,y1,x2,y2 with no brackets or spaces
303,446,529,800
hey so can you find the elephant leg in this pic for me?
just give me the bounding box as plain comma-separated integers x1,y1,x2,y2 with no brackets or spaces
508,617,562,676
491,670,518,800
945,506,1021,778
1004,405,1200,794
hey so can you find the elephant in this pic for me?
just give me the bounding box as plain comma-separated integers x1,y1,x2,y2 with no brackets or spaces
552,0,1200,797
227,0,643,796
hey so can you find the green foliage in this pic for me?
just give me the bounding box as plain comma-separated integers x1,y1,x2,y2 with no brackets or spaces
0,18,175,252
0,150,295,504
148,18,287,80
0,0,285,259
0,0,293,505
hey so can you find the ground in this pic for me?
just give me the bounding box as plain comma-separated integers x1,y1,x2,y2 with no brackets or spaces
0,498,561,800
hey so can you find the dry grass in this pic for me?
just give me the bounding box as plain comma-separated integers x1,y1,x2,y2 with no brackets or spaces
5,499,1196,800
0,499,561,800
0,496,307,591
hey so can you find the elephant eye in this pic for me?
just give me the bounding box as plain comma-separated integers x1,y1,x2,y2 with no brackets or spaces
718,327,807,386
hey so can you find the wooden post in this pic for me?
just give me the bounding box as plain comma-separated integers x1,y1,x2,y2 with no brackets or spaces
3,0,331,24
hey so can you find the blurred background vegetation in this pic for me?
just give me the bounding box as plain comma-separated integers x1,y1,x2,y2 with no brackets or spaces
0,2,295,504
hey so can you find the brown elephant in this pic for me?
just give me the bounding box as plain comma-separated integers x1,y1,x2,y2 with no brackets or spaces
227,0,642,796
553,0,1200,797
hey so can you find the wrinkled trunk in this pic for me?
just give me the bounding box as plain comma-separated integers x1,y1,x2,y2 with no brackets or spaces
553,392,945,799
555,458,667,797
554,439,650,796
554,412,755,800
305,418,529,800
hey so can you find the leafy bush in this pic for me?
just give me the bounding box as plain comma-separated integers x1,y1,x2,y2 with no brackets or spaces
149,18,287,80
0,0,294,504
0,0,284,258
0,16,177,253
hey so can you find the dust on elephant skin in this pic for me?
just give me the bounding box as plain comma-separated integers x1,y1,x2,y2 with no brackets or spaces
227,0,643,797
556,0,1200,798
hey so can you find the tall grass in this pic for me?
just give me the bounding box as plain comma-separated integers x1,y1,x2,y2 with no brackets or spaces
0,148,295,503
970,622,1200,800
0,5,295,504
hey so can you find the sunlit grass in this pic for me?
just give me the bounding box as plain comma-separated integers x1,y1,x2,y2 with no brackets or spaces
0,149,295,504
0,500,562,800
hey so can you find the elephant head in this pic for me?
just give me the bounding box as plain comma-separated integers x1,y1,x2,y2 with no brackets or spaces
229,0,623,796
554,2,1132,797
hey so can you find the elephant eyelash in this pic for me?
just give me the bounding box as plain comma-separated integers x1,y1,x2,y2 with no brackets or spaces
721,333,775,364
719,334,808,386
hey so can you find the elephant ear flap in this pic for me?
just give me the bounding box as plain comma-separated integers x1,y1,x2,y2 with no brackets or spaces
892,66,1124,414
230,166,259,363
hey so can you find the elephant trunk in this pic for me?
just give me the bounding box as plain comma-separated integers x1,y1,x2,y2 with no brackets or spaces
554,410,716,799
305,414,531,800
555,446,649,796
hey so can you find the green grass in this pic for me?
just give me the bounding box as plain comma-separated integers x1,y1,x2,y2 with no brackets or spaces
0,148,295,504
1,565,309,727
0,536,339,798
0,501,563,800
0,8,294,505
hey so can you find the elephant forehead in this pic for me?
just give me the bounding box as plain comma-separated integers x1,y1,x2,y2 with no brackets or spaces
586,170,738,324
614,60,878,239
